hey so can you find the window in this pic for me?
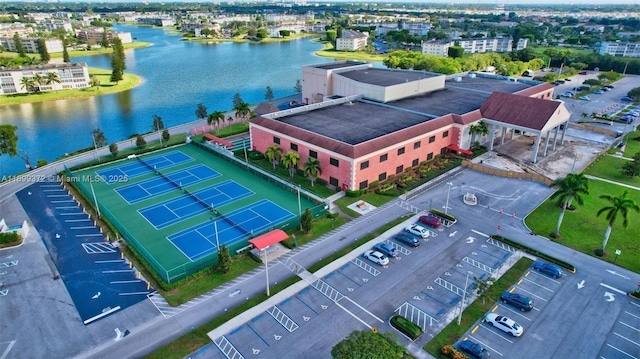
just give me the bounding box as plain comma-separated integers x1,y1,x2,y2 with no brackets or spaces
442,131,449,138
412,159,419,167
380,154,388,162
330,158,339,167
290,143,298,151
427,152,433,160
429,135,436,143
397,147,405,155
378,173,387,181
440,147,447,155
396,165,403,174
360,161,369,170
329,177,338,187
309,150,317,159
414,141,421,149
359,180,368,190
273,136,280,144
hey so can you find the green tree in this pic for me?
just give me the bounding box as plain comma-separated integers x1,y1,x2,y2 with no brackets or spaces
62,38,70,63
207,111,225,132
628,87,640,100
151,115,164,132
326,30,337,42
294,79,302,93
301,208,313,233
303,157,322,187
596,190,640,255
549,173,589,237
447,45,464,58
234,101,250,123
265,86,274,102
101,28,109,47
90,75,100,89
162,129,170,142
0,124,19,158
110,37,125,83
282,151,300,178
37,39,50,63
195,103,208,121
256,29,268,39
135,135,146,148
468,120,489,147
45,72,61,93
109,143,118,157
13,32,25,57
31,73,44,92
621,152,640,177
331,330,405,359
217,244,232,273
19,77,35,94
232,93,244,108
264,145,282,170
91,128,107,147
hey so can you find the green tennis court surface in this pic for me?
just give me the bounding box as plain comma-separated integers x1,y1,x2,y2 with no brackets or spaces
70,143,322,284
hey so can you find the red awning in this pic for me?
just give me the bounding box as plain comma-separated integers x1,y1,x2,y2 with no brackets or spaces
248,229,289,250
446,144,473,156
203,133,234,148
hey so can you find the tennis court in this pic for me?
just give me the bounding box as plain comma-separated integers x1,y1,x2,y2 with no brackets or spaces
168,199,295,261
116,164,220,204
138,180,254,229
96,151,193,183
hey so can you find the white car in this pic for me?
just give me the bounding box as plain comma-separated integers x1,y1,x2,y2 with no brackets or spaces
405,224,430,239
363,250,389,266
485,313,523,337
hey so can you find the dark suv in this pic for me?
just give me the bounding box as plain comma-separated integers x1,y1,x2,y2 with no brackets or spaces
500,291,534,312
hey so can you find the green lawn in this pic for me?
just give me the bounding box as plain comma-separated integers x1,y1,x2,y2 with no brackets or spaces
315,41,388,62
0,67,140,106
524,179,640,273
583,154,640,187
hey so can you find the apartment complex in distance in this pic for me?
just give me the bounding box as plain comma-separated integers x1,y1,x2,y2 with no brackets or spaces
249,61,569,191
336,30,368,51
0,37,63,54
599,42,640,58
0,63,90,95
422,37,528,56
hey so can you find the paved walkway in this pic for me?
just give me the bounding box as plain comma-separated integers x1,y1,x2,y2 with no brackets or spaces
584,174,640,191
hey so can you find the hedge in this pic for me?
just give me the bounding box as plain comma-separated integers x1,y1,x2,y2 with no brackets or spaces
429,208,457,222
390,315,423,340
491,235,576,272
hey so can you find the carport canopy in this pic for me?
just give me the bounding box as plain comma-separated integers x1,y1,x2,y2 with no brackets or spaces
447,144,473,156
203,133,234,147
248,229,289,250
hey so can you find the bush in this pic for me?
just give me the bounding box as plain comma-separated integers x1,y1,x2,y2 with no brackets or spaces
429,209,456,222
345,189,362,197
390,315,423,340
0,231,21,245
440,344,467,359
369,180,379,189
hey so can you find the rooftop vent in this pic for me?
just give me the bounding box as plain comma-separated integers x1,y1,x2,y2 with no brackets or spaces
468,73,476,79
454,76,462,82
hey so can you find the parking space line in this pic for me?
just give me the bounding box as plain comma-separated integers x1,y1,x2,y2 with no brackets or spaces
467,335,503,356
521,276,557,292
620,321,640,334
600,283,627,295
624,311,640,320
496,304,532,321
514,286,548,302
480,322,514,343
335,301,371,329
613,332,640,348
342,296,384,323
605,343,636,358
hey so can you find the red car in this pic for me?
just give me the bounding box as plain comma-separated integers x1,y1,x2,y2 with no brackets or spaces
419,215,441,228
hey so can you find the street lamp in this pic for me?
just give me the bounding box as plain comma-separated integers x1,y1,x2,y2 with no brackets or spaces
263,246,270,296
211,217,220,250
445,182,453,215
297,186,302,230
457,271,472,325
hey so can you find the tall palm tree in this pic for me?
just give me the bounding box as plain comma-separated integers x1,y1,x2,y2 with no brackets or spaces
45,71,61,93
207,111,225,132
234,102,250,123
596,190,639,254
20,77,35,94
549,173,589,237
281,151,300,178
303,157,322,187
32,73,44,92
468,120,488,147
226,116,234,133
264,145,282,170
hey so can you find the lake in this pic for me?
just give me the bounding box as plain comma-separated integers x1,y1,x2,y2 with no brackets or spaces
0,25,336,176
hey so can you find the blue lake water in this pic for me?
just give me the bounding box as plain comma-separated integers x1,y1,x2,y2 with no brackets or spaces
0,25,338,176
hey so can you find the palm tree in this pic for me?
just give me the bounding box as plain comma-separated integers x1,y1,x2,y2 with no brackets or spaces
207,111,225,132
549,173,589,238
281,151,300,178
226,116,234,133
264,145,282,170
303,157,322,187
468,120,488,147
20,77,35,94
596,190,639,255
45,71,61,93
32,73,44,92
234,102,250,123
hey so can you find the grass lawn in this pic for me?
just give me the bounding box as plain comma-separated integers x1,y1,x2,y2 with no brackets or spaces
315,41,388,62
524,179,640,273
424,257,534,356
50,41,152,59
622,131,640,156
583,154,640,187
0,67,140,106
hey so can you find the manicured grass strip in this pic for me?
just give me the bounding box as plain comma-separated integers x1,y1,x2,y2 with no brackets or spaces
584,154,640,187
525,180,640,273
424,257,534,356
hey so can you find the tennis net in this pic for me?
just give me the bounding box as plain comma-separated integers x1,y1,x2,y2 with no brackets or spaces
184,189,212,211
157,170,182,190
137,157,156,172
217,211,251,237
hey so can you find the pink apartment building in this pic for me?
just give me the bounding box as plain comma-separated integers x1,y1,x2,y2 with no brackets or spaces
250,61,570,191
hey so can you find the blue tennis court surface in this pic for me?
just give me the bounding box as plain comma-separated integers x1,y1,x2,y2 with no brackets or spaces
139,180,254,229
116,164,220,204
168,199,296,261
96,151,193,184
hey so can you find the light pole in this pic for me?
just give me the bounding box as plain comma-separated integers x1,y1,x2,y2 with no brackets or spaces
457,271,472,325
211,217,220,250
88,175,101,219
445,182,453,215
297,186,302,230
264,246,270,296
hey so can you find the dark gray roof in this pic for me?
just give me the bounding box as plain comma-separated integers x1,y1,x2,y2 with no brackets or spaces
311,61,366,70
337,68,439,87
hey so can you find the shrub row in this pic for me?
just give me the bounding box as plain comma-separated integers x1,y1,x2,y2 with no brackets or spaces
491,235,576,272
390,315,423,340
429,208,457,222
440,345,469,359
0,231,20,245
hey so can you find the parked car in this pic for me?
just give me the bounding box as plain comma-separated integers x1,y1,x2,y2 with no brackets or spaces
459,339,491,359
564,78,571,81
621,115,635,124
560,92,574,98
363,250,389,266
579,96,590,101
419,214,441,228
593,90,604,94
605,85,615,89
602,87,610,92
394,232,420,247
500,291,534,312
485,313,524,337
373,242,398,258
579,71,588,75
405,224,430,239
557,80,566,84
532,261,563,278
621,96,634,102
